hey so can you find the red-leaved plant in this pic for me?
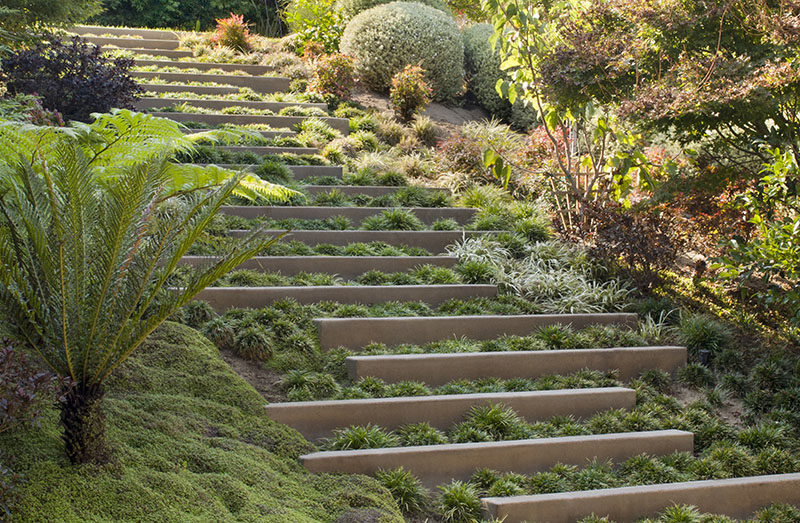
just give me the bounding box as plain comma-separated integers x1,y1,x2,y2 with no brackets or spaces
210,13,252,52
309,53,356,99
389,65,432,122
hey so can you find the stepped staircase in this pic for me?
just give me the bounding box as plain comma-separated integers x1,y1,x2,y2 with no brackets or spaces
74,25,800,523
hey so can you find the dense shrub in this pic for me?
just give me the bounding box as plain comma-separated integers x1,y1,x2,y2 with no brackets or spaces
462,23,536,128
340,2,464,102
390,65,432,121
209,12,252,52
336,0,450,20
0,37,142,122
283,0,345,52
91,0,282,35
0,93,63,126
309,53,356,98
2,0,100,37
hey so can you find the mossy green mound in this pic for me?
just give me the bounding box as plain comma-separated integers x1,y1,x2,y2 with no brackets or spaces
2,322,402,522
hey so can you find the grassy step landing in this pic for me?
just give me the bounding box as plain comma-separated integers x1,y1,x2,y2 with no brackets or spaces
220,206,476,225
303,185,449,197
346,346,687,384
315,312,638,350
133,71,290,91
194,284,498,311
482,473,800,523
82,35,180,50
152,112,350,134
72,25,182,39
135,97,327,112
180,255,457,278
301,430,693,489
182,129,296,139
193,164,341,179
134,60,274,75
265,387,635,441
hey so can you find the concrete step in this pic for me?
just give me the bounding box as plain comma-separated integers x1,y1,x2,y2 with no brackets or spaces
135,97,327,112
73,25,182,40
227,229,495,252
142,83,245,96
346,346,688,385
116,48,196,59
179,255,457,278
193,164,342,179
266,387,636,441
303,185,450,197
483,473,800,523
150,112,349,134
132,71,290,91
219,206,476,225
315,313,639,350
134,59,273,75
218,145,320,155
195,284,498,311
301,430,693,489
82,35,180,50
182,129,297,139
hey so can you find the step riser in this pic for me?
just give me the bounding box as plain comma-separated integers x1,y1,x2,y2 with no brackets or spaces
483,473,800,523
218,146,320,155
220,206,476,225
143,83,242,96
135,60,273,75
192,164,343,180
304,185,450,197
266,388,636,441
135,97,327,112
83,36,179,50
316,313,640,351
73,25,182,39
133,71,291,91
150,112,350,134
227,230,492,253
195,285,498,311
121,48,196,59
301,430,693,489
179,256,457,278
347,346,688,385
183,130,297,139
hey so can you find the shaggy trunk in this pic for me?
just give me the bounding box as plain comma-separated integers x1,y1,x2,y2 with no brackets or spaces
59,382,108,464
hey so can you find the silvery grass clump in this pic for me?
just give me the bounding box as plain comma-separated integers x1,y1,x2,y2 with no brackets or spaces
448,237,631,313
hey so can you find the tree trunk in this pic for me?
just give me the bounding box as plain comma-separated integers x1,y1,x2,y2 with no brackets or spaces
59,382,108,464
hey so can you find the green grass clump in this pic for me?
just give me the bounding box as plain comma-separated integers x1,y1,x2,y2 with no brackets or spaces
375,467,428,515
362,209,425,231
325,424,401,450
437,481,482,522
0,323,401,521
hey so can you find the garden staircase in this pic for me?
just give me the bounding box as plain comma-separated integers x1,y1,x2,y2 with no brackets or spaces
75,24,800,522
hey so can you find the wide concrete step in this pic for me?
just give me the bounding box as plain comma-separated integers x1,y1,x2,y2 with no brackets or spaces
301,430,693,489
266,387,636,441
228,229,494,252
315,313,639,350
195,284,498,311
73,25,182,40
135,97,327,112
179,255,457,278
151,112,350,134
182,129,297,139
143,83,245,96
132,71,290,91
347,346,687,385
82,35,180,50
193,164,342,179
220,206,476,225
135,60,273,75
303,185,450,197
483,473,800,523
218,145,319,155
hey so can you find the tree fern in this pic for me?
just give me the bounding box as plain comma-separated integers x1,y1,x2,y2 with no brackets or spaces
0,112,285,463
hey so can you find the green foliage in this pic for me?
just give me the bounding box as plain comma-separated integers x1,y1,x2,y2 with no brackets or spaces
462,24,508,119
362,209,425,231
284,0,345,52
437,481,482,522
325,424,401,450
309,53,356,99
375,467,427,515
390,65,433,122
677,314,733,357
340,2,465,102
1,0,100,38
0,323,402,520
398,422,449,446
716,148,800,324
337,0,450,19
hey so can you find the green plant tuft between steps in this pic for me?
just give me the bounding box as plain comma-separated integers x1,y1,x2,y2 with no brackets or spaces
0,322,402,522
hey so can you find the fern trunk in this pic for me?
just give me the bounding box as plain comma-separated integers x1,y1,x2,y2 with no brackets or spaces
59,383,108,464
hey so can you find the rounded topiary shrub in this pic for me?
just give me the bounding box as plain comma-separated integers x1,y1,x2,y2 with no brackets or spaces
462,23,537,129
340,2,464,102
336,0,450,19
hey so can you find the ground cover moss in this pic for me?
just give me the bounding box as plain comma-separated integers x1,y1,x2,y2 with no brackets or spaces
1,322,401,522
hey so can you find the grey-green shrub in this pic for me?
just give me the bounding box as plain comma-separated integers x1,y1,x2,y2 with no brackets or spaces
337,0,450,19
462,23,537,128
340,2,464,102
